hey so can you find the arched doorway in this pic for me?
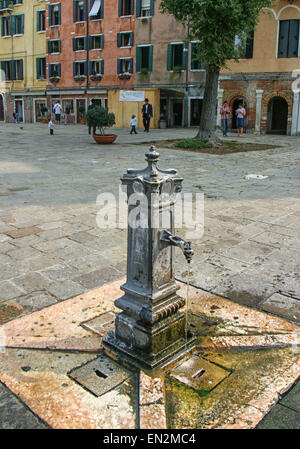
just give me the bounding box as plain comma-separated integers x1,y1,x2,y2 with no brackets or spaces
0,95,4,121
231,98,247,130
267,97,288,135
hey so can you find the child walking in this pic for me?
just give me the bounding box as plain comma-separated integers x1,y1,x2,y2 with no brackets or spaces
48,118,54,135
130,115,137,134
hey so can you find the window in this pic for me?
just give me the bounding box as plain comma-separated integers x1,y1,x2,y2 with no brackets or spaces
62,99,74,113
73,36,87,51
48,40,61,53
190,42,205,70
117,58,133,73
1,59,23,81
89,0,103,20
73,0,86,22
117,32,133,47
49,3,61,26
89,34,103,50
118,0,133,17
73,61,87,76
37,10,46,32
167,43,187,70
234,31,254,59
89,60,104,75
49,63,61,78
36,57,46,79
136,45,153,72
278,20,300,58
136,0,154,17
1,14,24,36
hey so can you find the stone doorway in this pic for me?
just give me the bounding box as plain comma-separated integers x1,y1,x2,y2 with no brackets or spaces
267,96,288,135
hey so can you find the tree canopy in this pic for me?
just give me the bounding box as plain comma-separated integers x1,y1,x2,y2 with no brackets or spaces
160,0,274,70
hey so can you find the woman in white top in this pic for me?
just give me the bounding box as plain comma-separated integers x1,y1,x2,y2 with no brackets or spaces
235,103,246,137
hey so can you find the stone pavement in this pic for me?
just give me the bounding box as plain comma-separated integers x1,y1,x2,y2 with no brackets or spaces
0,122,299,428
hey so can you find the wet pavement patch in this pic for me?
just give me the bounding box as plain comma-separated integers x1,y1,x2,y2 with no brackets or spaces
68,351,133,397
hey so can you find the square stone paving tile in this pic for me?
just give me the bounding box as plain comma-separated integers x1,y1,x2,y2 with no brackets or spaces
39,264,81,282
7,246,41,261
47,280,86,301
220,241,275,265
5,227,42,239
74,267,122,290
0,281,25,302
260,293,300,322
12,272,50,294
16,291,57,313
250,231,299,249
256,404,300,429
0,392,49,429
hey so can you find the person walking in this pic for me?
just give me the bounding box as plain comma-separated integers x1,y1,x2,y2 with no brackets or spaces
220,101,231,137
130,115,138,134
235,103,246,137
65,105,71,125
142,98,153,132
48,118,54,135
53,100,62,124
87,100,96,134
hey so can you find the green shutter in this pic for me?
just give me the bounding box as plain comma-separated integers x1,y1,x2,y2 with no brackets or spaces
19,59,23,80
10,16,15,36
167,44,173,70
136,46,141,72
136,0,141,17
182,43,188,69
49,6,53,26
89,35,93,49
117,33,122,47
278,20,289,58
148,45,153,71
11,60,16,80
100,34,104,49
48,41,52,53
288,20,300,58
36,58,41,79
20,14,24,34
129,31,133,46
37,11,41,31
1,17,5,36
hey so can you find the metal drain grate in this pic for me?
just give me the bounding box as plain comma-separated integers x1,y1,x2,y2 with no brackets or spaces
169,354,230,392
68,352,132,397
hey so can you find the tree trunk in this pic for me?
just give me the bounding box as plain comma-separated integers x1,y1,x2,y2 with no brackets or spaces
196,65,220,144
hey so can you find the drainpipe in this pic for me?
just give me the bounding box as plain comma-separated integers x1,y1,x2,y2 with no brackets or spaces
86,0,89,95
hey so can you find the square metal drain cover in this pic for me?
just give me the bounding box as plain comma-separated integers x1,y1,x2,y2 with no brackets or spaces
169,354,230,393
80,312,116,336
68,352,132,397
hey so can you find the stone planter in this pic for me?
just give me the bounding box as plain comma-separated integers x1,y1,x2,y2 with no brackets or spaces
92,134,117,144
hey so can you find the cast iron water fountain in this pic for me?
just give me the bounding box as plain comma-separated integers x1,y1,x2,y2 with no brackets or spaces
103,145,196,369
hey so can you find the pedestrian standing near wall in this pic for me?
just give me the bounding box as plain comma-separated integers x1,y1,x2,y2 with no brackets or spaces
142,98,153,132
236,103,246,137
220,101,231,137
53,101,62,124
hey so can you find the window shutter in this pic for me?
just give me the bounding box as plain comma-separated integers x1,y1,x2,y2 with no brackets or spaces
84,61,88,75
88,36,93,49
278,20,289,58
117,33,122,47
57,63,61,77
148,45,153,71
130,0,134,15
100,34,104,48
73,38,76,51
101,59,104,74
245,31,254,58
117,58,121,73
1,61,6,80
129,58,133,73
288,20,299,58
84,36,87,50
37,11,41,31
73,62,77,76
73,0,77,22
49,6,53,26
100,0,104,18
20,14,24,34
11,61,16,80
136,46,141,72
58,4,61,25
150,0,154,17
118,0,122,16
182,42,188,69
10,16,16,36
89,61,93,74
129,31,133,46
84,0,88,21
19,60,23,80
1,17,5,36
58,40,61,52
48,41,52,53
167,44,173,70
136,0,141,17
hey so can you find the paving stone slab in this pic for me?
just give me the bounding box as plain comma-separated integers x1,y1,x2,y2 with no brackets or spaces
5,227,42,239
0,281,25,302
13,272,50,294
16,291,57,313
0,392,49,429
261,293,300,322
47,280,86,301
7,247,41,261
256,404,300,429
220,241,275,264
279,380,300,412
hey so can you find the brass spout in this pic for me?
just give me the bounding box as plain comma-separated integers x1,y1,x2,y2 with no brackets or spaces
160,230,194,264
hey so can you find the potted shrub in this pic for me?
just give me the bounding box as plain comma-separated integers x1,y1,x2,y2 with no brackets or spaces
86,106,117,144
49,70,60,84
118,72,131,80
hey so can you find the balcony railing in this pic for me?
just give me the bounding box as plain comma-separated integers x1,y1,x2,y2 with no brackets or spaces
0,1,14,13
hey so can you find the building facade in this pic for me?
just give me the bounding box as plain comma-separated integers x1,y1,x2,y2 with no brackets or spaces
0,0,47,123
219,0,300,135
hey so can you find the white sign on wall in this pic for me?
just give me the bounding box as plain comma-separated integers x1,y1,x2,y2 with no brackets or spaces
120,91,145,102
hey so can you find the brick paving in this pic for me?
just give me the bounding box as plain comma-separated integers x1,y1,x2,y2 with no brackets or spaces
0,122,299,428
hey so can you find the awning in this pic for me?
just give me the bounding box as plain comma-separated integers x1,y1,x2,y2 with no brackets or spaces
89,0,101,17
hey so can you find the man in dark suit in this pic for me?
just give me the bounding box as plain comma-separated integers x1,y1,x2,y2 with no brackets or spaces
88,100,97,134
142,98,153,132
